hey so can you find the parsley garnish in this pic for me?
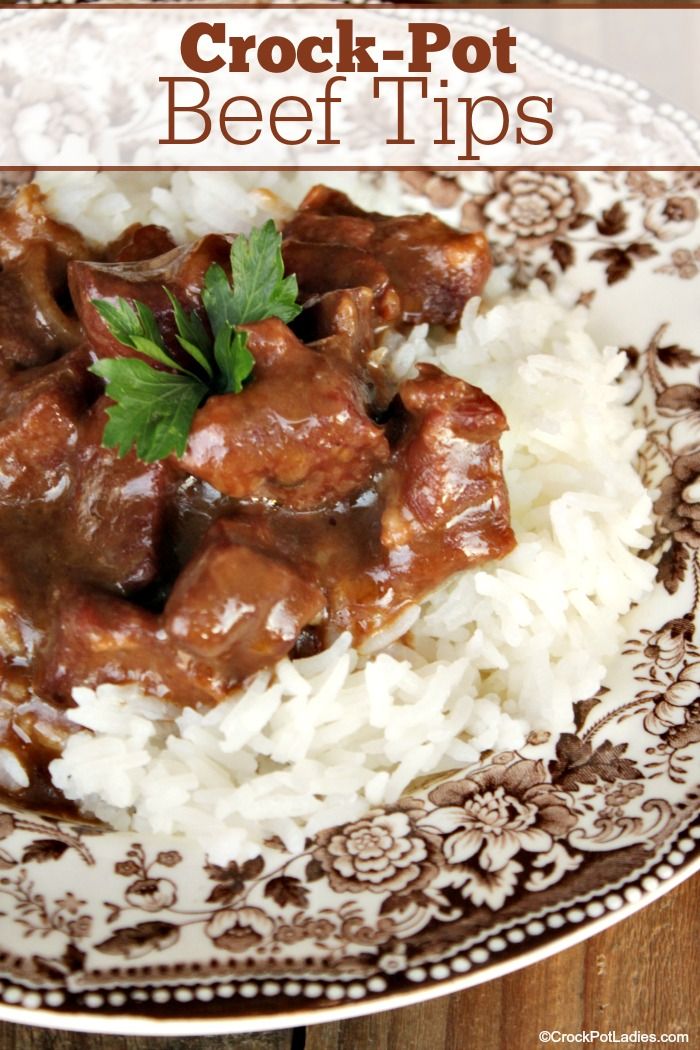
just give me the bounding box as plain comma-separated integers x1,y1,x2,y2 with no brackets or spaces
89,220,301,463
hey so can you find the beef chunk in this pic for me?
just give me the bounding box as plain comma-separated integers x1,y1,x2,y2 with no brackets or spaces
282,240,401,326
274,364,516,643
69,234,231,367
294,287,375,368
238,313,307,372
0,249,79,369
283,185,491,327
1,696,74,760
298,286,396,410
371,214,490,327
164,519,326,679
0,186,89,369
179,319,389,510
0,347,95,506
380,363,515,561
0,184,88,266
0,555,28,660
36,532,325,704
64,398,174,593
105,223,177,263
34,586,221,707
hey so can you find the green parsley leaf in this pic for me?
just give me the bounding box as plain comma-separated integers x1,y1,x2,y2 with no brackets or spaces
134,300,165,350
229,219,301,325
163,287,214,379
90,298,157,350
201,262,234,337
92,297,187,375
90,358,207,462
90,219,301,463
213,325,255,395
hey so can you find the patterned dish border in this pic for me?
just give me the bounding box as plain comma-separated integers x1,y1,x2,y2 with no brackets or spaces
0,167,696,1034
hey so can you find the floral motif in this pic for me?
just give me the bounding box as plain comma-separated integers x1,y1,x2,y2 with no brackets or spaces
423,760,575,872
604,782,644,808
644,662,700,739
124,878,176,912
414,759,577,909
205,906,275,952
625,172,666,199
656,247,700,280
644,618,695,669
653,452,700,550
313,811,440,895
483,172,587,249
644,196,699,241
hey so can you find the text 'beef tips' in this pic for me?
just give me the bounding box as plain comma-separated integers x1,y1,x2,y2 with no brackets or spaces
0,183,511,814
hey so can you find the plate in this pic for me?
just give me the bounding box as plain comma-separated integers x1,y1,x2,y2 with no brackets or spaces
0,165,695,1036
2,0,700,1000
0,4,696,1035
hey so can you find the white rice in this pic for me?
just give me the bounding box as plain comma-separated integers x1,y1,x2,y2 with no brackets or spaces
34,173,656,860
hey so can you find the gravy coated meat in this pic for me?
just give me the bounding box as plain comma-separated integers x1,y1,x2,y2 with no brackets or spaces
66,399,175,593
0,183,513,814
0,347,95,506
283,185,492,326
0,186,90,370
69,234,232,366
35,584,221,708
180,318,389,509
381,363,513,556
164,521,326,680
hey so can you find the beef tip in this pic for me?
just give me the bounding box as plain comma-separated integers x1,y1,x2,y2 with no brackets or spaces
178,318,389,510
1,695,75,762
271,288,391,409
164,519,326,680
63,398,174,593
0,184,88,266
0,555,29,661
302,286,397,410
0,186,90,369
237,313,308,372
369,215,490,327
0,247,81,370
0,686,78,810
294,287,376,368
380,363,515,561
69,233,231,367
282,240,401,326
34,585,223,707
0,347,96,506
300,366,515,641
105,223,177,263
283,185,491,327
283,197,374,246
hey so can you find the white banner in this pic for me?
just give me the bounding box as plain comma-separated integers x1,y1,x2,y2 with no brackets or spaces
0,5,698,167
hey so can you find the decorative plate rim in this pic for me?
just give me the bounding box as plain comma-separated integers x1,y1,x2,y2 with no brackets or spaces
0,853,696,1037
0,164,695,1033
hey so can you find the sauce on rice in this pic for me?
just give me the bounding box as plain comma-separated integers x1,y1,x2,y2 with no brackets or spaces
0,182,515,815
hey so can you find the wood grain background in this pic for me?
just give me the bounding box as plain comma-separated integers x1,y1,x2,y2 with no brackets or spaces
0,874,696,1049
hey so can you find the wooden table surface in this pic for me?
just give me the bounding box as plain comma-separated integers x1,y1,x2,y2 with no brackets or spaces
0,873,696,1049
